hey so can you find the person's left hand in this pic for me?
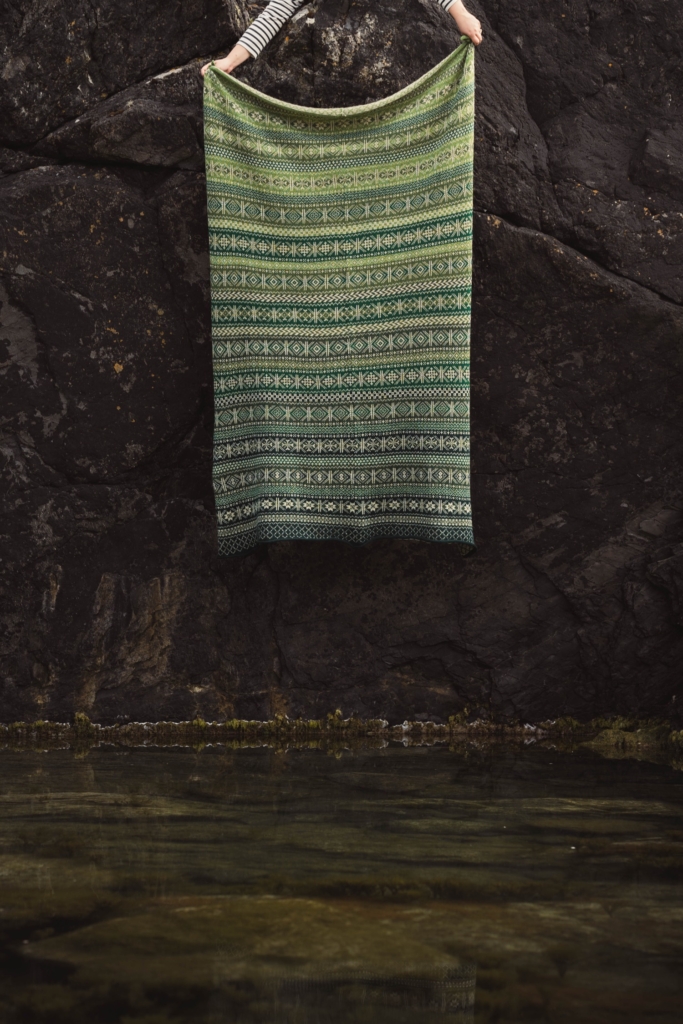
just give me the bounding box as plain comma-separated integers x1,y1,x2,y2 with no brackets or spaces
449,1,483,45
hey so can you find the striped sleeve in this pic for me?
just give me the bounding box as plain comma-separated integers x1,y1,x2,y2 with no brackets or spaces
238,0,309,58
237,0,461,60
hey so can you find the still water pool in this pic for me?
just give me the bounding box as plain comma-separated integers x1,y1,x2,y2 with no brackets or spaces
0,743,681,1023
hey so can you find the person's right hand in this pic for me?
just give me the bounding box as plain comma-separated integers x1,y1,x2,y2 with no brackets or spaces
201,44,251,77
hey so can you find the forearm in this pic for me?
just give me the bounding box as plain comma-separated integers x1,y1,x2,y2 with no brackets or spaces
237,0,475,59
238,0,308,59
203,0,481,77
201,0,306,76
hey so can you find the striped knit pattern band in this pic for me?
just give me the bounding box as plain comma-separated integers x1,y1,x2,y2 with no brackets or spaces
204,40,475,557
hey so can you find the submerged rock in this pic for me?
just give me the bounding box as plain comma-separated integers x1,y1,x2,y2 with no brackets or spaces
1,744,681,1021
17,895,683,1024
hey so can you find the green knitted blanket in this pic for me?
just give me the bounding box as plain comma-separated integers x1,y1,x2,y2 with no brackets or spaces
204,41,474,557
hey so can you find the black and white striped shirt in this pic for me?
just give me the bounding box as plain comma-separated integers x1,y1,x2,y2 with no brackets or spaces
239,0,460,58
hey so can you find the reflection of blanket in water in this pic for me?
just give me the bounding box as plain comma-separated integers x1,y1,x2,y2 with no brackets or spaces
204,42,475,556
264,963,477,1023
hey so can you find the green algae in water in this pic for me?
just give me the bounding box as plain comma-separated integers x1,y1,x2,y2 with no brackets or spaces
0,745,681,1022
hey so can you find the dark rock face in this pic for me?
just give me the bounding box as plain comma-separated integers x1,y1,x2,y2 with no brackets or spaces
34,66,206,171
0,0,245,146
0,0,681,725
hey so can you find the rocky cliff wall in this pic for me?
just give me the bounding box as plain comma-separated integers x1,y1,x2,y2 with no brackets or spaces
1,0,681,724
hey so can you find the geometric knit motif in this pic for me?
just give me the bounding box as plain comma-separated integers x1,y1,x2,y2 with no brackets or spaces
204,41,475,557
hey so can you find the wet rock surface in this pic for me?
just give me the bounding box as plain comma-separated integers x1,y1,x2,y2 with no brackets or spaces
1,0,682,724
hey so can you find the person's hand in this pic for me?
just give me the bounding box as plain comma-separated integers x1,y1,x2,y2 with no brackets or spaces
201,44,251,77
449,0,483,45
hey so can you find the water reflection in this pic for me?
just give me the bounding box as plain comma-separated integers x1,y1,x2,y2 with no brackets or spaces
0,744,680,1023
265,964,477,1022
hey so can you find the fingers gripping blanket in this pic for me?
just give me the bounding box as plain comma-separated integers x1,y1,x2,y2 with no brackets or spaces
204,41,475,556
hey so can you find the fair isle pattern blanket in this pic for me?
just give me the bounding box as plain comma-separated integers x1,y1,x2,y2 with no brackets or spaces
204,41,474,557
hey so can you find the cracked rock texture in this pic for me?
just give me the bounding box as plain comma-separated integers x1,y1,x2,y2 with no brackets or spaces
1,0,682,725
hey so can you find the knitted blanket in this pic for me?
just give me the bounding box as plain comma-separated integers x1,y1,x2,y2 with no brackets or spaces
204,41,474,556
